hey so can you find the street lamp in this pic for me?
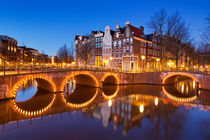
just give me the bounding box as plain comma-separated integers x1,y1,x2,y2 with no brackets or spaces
141,55,145,72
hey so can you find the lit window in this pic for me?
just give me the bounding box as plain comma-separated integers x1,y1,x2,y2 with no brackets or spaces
130,46,133,53
119,41,121,48
127,39,129,44
114,41,117,47
126,32,129,37
130,38,133,44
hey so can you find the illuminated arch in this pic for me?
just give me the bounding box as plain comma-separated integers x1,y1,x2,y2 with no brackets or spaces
101,73,120,85
10,75,56,98
162,72,200,85
12,94,56,116
102,86,120,100
60,71,99,91
162,87,199,102
61,87,99,108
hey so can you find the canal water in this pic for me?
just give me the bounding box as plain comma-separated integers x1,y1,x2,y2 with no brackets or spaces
0,77,209,140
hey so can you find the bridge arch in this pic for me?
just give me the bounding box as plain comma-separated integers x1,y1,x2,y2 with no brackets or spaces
10,75,56,98
102,85,119,99
101,73,119,85
60,71,99,91
162,72,200,85
62,85,99,108
12,94,56,116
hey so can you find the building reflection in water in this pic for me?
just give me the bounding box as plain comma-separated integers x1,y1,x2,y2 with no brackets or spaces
0,82,209,139
90,94,163,135
63,77,75,96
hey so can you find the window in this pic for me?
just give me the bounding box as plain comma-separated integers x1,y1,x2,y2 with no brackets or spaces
130,45,133,53
127,39,129,44
126,32,129,37
116,33,119,38
126,27,129,32
114,41,117,47
127,46,129,52
124,39,126,43
119,41,121,48
130,38,133,44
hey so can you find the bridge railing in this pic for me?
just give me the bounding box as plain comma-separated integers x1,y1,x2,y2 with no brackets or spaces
0,64,209,75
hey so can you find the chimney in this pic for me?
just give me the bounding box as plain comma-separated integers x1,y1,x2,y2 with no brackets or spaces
140,26,144,32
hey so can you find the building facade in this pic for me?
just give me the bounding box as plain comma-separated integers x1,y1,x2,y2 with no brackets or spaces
102,26,114,67
74,22,161,71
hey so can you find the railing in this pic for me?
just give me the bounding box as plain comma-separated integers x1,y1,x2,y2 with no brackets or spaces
0,64,209,76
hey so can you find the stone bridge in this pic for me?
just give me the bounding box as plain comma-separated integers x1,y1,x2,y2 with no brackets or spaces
0,70,209,99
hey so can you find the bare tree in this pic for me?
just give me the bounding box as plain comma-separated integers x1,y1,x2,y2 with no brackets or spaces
148,9,191,69
57,44,74,63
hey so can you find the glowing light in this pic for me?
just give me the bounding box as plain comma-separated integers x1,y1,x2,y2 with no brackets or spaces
72,62,75,65
108,99,112,107
12,94,56,116
141,55,145,60
114,115,117,122
51,57,54,65
156,58,160,62
193,80,196,89
162,87,197,102
181,84,184,93
110,57,113,61
139,104,144,113
102,86,119,100
60,71,99,91
62,88,98,108
154,97,159,106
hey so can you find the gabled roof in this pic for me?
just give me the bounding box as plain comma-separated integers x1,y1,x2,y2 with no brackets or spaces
127,24,145,39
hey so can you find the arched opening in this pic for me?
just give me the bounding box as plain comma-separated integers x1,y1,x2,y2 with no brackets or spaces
11,76,56,98
63,84,98,108
12,88,56,116
162,73,199,102
102,74,119,86
102,85,119,99
61,73,99,108
74,74,98,87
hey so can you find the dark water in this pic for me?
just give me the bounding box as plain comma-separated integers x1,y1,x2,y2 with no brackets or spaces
0,78,209,140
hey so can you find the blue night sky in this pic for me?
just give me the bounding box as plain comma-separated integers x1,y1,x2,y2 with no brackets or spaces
0,0,209,56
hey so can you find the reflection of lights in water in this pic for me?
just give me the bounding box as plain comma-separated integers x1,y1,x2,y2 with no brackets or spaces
181,84,184,93
186,86,189,94
162,87,197,102
139,104,144,113
102,86,119,99
154,97,159,106
108,99,112,107
11,76,56,98
114,115,117,122
193,80,196,89
12,94,56,116
62,88,98,108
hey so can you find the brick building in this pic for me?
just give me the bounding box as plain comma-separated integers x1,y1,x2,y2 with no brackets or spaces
74,22,160,71
0,35,18,66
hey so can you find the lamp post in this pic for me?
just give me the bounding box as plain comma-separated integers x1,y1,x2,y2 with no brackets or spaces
156,58,160,71
141,55,145,72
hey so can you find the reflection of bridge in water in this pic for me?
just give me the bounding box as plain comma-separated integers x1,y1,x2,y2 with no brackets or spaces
0,84,210,134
